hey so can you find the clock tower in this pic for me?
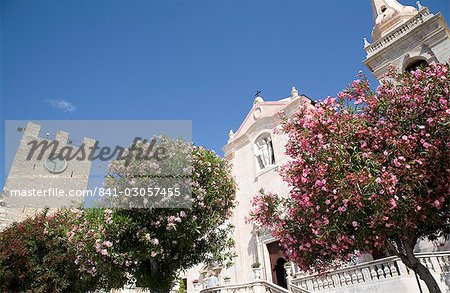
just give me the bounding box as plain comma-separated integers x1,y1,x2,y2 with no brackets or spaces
364,0,450,79
0,122,95,230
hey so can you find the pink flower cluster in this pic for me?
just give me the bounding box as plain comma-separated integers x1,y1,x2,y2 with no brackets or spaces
250,64,450,273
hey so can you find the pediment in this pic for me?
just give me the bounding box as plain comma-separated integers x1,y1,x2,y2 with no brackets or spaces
229,96,310,144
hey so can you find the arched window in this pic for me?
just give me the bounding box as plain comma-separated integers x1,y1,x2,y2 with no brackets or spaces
405,59,429,72
254,134,276,170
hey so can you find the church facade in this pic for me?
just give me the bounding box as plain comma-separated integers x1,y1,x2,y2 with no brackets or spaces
186,1,450,292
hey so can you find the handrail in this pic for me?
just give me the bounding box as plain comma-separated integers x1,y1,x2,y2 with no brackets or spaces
288,283,311,293
262,280,290,293
200,279,306,293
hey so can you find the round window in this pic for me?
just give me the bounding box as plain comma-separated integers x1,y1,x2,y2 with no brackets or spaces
44,154,68,173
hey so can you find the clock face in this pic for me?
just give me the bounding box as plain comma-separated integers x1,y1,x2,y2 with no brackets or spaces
44,154,68,173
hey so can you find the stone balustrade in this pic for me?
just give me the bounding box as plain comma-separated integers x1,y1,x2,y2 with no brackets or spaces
290,252,450,292
365,8,432,57
200,280,295,293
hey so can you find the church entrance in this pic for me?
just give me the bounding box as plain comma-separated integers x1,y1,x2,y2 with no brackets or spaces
266,241,287,288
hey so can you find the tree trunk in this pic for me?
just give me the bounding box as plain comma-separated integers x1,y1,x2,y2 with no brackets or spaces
414,261,442,293
387,238,442,293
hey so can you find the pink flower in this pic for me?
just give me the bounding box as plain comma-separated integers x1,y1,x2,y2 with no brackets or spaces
423,142,432,149
433,200,441,209
338,206,347,213
389,198,397,209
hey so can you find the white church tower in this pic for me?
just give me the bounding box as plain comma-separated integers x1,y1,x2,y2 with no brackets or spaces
364,0,450,79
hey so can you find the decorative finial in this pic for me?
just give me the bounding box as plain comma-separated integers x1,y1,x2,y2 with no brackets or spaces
364,38,370,48
228,129,235,142
291,86,299,98
254,97,264,104
416,1,423,10
253,90,264,104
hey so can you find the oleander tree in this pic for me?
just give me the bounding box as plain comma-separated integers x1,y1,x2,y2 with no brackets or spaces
0,140,236,292
98,139,237,291
0,209,119,292
250,64,450,293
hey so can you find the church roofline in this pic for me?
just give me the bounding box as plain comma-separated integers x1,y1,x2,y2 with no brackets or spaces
224,94,312,155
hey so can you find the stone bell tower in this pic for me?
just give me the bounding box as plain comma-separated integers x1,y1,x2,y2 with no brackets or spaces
364,0,450,79
0,122,96,231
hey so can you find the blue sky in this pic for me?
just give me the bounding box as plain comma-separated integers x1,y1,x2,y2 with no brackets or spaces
1,0,449,188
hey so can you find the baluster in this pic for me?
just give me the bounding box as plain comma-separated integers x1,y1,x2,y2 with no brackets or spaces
312,279,319,291
430,256,442,274
426,257,435,272
357,270,364,283
390,262,399,277
317,278,324,290
377,267,385,279
339,273,346,287
370,266,378,280
384,264,391,278
351,271,357,284
420,257,430,271
307,279,314,291
329,274,337,288
344,272,352,285
323,277,329,289
328,276,334,288
438,256,448,273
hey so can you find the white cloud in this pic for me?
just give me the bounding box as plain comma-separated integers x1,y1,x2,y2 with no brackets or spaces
45,99,76,113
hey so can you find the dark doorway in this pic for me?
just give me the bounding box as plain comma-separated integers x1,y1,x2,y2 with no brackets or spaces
267,241,288,288
274,257,287,288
